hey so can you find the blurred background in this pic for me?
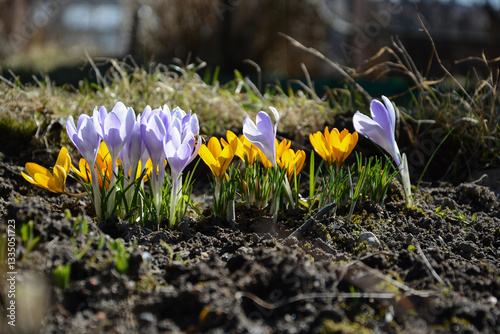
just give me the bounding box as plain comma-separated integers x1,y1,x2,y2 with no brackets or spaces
0,0,499,85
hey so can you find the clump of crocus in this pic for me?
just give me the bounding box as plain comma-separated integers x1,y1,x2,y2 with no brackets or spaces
242,107,305,220
222,131,268,208
309,127,358,211
353,96,413,206
22,147,84,197
199,136,236,221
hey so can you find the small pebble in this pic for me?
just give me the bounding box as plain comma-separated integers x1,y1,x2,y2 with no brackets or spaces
357,232,381,248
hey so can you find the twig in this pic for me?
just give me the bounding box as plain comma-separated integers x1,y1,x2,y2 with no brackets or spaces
300,63,321,102
279,33,372,104
243,59,262,92
415,242,448,287
235,291,397,310
286,202,336,239
416,10,477,111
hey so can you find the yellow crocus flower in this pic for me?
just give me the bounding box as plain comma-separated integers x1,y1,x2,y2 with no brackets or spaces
309,127,358,168
276,138,292,159
72,142,113,189
22,147,74,195
222,131,260,166
199,137,235,180
278,148,306,180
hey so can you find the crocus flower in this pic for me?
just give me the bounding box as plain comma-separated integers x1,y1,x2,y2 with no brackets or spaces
165,128,199,228
119,113,148,185
257,138,291,169
93,102,136,164
243,107,280,167
222,132,259,165
309,128,358,168
140,112,168,223
199,137,235,180
66,114,101,169
165,128,198,185
22,147,77,195
352,96,401,168
353,96,413,206
278,148,306,181
67,114,103,219
72,142,113,189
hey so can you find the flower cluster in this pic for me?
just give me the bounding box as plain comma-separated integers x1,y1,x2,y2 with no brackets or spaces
24,102,199,227
23,96,412,227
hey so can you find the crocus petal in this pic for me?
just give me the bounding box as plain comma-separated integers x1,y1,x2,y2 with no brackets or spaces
110,102,128,123
93,106,108,137
33,172,52,192
199,145,218,177
166,141,191,180
52,165,67,192
207,137,222,159
218,145,234,177
66,116,77,141
21,171,37,185
55,147,71,175
381,95,396,133
142,114,166,166
25,162,52,179
370,99,395,143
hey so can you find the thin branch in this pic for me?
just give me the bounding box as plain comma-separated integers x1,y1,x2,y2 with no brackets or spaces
279,33,372,104
416,10,477,110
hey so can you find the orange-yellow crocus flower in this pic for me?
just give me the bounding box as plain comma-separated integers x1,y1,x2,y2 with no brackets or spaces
278,148,306,181
222,131,260,166
72,142,114,189
22,147,82,196
309,127,358,168
257,138,291,169
200,137,235,180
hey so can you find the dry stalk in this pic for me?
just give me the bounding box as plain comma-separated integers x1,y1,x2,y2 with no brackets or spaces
279,33,372,104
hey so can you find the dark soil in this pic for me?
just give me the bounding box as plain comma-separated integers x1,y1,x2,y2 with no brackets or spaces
1,151,500,333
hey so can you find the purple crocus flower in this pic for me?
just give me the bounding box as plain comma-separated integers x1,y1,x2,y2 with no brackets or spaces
66,114,101,167
93,102,136,215
352,96,401,168
165,128,196,183
66,114,103,220
140,111,168,224
353,96,413,206
120,113,147,182
93,102,136,164
243,107,280,167
165,128,199,228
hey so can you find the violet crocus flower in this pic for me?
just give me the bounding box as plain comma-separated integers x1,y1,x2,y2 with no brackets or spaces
141,112,168,224
353,96,413,206
353,96,401,168
93,102,136,166
119,114,144,181
66,114,103,220
93,102,136,215
66,114,101,168
242,107,280,167
165,126,200,228
165,128,197,184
